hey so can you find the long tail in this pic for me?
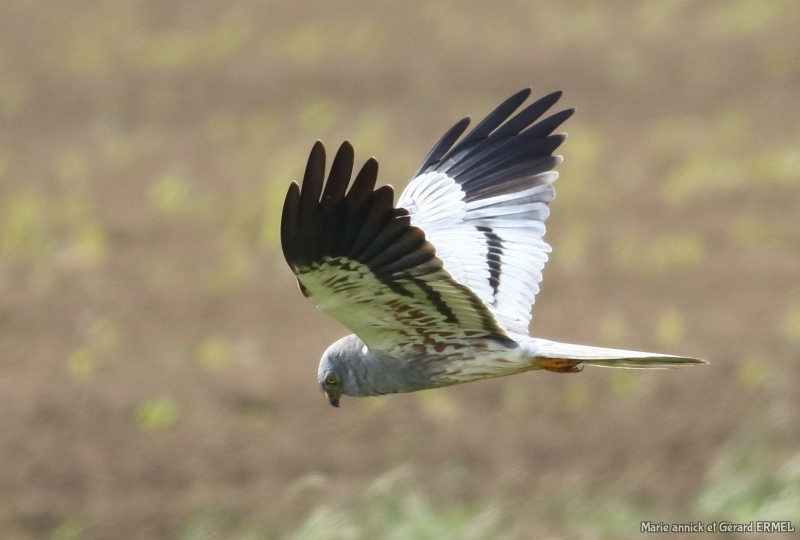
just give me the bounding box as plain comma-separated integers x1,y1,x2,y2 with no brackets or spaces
531,339,707,369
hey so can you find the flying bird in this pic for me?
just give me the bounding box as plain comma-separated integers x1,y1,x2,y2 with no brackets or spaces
281,89,705,407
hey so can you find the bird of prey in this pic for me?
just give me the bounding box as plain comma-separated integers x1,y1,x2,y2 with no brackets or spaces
281,89,705,407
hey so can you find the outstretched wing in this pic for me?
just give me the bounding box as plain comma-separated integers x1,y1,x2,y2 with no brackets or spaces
397,89,573,335
281,141,509,352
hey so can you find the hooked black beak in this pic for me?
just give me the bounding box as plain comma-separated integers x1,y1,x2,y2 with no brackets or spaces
324,391,340,408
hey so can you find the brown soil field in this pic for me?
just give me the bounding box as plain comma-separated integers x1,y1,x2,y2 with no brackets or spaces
1,1,799,539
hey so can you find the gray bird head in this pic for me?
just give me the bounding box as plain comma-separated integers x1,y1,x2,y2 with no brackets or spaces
318,334,366,407
318,334,437,407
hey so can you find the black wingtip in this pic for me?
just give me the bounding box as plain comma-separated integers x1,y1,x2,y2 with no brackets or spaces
361,157,380,179
334,141,354,161
321,141,355,210
549,108,576,134
538,90,562,103
280,181,301,266
306,141,326,173
514,87,533,100
309,140,326,160
300,140,326,205
414,116,472,176
344,156,380,212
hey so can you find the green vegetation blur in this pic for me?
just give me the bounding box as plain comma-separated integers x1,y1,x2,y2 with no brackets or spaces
1,0,799,539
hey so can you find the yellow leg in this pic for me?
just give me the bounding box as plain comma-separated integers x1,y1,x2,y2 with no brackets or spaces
536,358,584,373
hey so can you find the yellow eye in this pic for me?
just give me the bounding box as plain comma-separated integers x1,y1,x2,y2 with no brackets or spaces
326,376,337,385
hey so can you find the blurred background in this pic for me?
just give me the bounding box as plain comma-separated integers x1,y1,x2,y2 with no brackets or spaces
1,0,799,538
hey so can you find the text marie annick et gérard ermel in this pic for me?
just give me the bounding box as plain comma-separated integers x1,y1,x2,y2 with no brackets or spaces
641,521,795,533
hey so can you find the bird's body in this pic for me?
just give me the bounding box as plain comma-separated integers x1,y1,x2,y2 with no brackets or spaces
281,89,705,407
320,334,527,398
320,333,698,401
